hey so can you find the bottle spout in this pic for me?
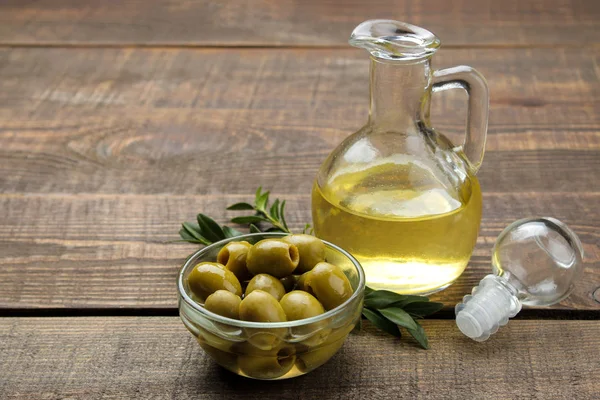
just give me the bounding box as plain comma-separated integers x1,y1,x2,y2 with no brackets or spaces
349,20,440,61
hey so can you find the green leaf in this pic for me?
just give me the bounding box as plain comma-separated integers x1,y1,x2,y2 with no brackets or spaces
178,227,205,244
249,224,262,233
403,301,444,317
181,222,211,245
226,202,255,211
379,307,419,331
266,227,285,232
197,214,226,243
363,286,375,296
269,199,280,220
181,221,201,236
362,308,401,337
364,290,432,310
364,290,409,309
255,186,263,203
256,191,269,212
231,215,270,224
279,200,289,230
389,296,432,308
222,225,244,238
407,320,429,349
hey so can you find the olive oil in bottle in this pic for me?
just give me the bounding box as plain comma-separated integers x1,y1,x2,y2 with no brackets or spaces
311,20,489,294
312,160,482,294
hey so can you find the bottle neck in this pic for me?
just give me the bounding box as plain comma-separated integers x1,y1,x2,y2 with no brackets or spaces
368,57,433,132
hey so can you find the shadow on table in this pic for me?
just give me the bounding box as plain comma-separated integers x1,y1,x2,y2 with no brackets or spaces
180,335,390,400
202,352,360,399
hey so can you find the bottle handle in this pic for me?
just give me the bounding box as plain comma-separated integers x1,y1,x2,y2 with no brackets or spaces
432,66,489,173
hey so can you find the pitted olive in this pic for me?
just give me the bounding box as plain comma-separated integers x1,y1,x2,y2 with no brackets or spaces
217,241,252,281
187,262,242,302
306,262,353,310
240,290,287,323
281,290,330,346
295,339,346,373
296,272,315,296
282,234,326,274
245,274,286,301
239,290,288,350
280,291,324,321
204,290,242,319
238,351,296,379
246,239,299,278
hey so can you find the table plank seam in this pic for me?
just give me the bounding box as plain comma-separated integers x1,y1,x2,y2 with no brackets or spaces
1,43,600,50
1,308,598,319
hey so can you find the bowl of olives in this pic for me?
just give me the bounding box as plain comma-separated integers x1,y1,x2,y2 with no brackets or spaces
177,233,365,380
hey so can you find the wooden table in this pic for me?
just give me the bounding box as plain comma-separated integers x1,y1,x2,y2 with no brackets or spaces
1,1,599,398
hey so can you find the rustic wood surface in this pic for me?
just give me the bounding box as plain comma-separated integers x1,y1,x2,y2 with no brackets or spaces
1,192,598,310
1,318,599,399
0,47,598,310
0,0,599,398
0,0,599,46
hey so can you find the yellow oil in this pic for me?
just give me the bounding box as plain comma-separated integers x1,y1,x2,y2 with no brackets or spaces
312,160,482,294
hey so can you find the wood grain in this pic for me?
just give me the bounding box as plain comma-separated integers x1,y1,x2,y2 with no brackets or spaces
0,0,599,46
0,48,598,195
0,192,598,310
0,47,598,309
0,317,598,399
0,1,598,397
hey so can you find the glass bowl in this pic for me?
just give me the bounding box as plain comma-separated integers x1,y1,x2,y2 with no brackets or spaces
177,232,365,380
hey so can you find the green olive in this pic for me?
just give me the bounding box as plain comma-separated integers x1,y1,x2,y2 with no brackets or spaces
197,340,238,372
244,328,285,351
195,325,234,353
279,275,297,293
217,241,252,281
204,290,241,319
297,325,331,348
246,239,300,278
232,336,286,355
245,274,286,301
238,351,296,379
280,290,324,321
280,290,330,346
324,322,356,345
282,234,326,274
295,272,314,296
187,262,242,302
295,339,346,373
306,262,353,310
240,290,287,350
240,290,287,322
232,341,295,357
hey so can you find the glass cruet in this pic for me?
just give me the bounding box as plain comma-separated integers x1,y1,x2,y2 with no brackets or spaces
311,20,490,294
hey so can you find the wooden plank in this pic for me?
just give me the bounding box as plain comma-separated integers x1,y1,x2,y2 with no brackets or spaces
0,47,598,195
0,47,598,309
0,0,599,46
1,47,598,112
0,318,598,399
0,110,598,195
0,193,598,310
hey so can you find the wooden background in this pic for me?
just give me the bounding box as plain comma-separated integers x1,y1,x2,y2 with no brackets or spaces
0,1,598,398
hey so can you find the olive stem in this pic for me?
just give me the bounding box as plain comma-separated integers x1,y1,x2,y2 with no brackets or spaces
256,208,291,233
